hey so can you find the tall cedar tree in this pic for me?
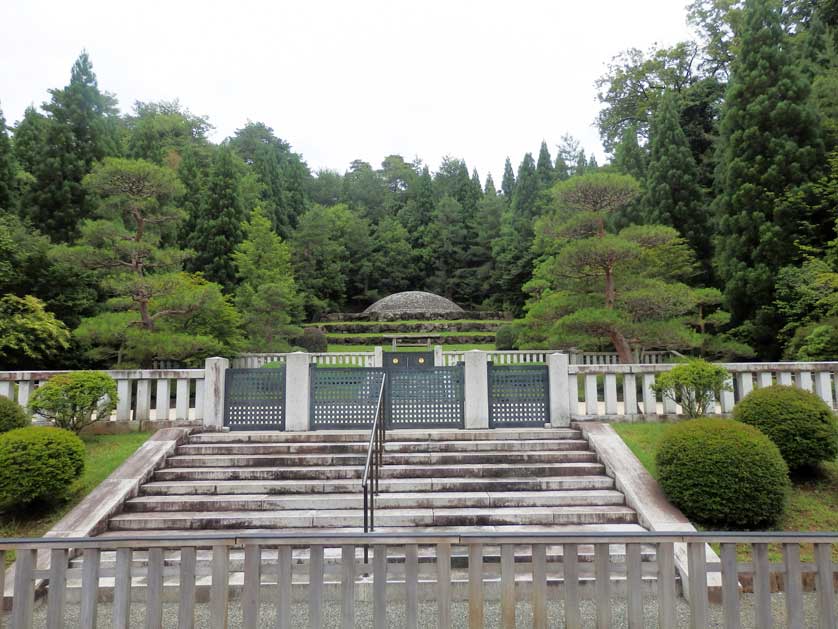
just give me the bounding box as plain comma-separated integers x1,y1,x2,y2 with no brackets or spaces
713,0,824,354
187,146,245,291
501,157,515,200
642,92,710,274
0,107,16,213
611,125,647,229
535,141,554,188
27,52,120,242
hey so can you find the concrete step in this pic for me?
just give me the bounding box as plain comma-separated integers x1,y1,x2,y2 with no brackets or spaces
152,462,606,482
176,438,591,456
124,490,627,512
186,428,583,444
108,506,637,531
164,450,598,468
139,475,616,496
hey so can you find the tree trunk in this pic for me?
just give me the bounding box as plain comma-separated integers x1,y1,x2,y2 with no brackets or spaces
610,330,634,364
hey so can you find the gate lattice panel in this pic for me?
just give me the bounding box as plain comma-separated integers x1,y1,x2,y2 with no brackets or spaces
488,363,549,428
310,368,385,430
223,367,285,431
387,367,464,429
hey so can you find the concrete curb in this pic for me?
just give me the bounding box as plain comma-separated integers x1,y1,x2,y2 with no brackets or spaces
577,421,724,602
2,427,195,608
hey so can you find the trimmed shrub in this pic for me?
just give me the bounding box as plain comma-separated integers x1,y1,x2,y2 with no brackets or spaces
733,385,838,470
0,427,85,508
656,418,789,528
28,371,118,434
652,359,731,418
296,328,328,353
0,396,29,433
495,325,519,350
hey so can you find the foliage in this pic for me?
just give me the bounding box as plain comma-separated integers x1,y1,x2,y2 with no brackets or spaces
0,397,28,433
652,359,731,418
0,294,70,367
28,371,117,433
494,324,519,350
234,207,302,351
713,0,825,356
733,385,838,470
296,328,328,353
656,418,789,528
0,427,85,509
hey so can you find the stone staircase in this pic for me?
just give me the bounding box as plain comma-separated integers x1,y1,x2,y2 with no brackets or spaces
107,428,640,534
79,428,663,602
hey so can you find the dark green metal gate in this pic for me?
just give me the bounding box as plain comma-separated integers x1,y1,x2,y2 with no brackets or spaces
223,367,286,431
310,367,386,430
382,351,433,370
386,366,464,429
488,363,549,428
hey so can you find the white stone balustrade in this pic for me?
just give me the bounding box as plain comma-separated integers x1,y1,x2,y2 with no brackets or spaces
0,369,206,423
567,361,838,420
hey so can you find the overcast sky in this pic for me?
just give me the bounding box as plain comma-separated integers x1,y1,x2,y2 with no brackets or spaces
1,0,693,182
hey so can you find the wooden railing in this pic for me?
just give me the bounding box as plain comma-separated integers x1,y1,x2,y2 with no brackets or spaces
569,361,838,418
0,369,206,423
1,531,835,629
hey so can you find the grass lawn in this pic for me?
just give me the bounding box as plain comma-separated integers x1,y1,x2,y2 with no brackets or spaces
1,431,152,565
613,422,838,561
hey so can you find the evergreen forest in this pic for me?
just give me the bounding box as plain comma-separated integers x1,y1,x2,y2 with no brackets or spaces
3,0,838,368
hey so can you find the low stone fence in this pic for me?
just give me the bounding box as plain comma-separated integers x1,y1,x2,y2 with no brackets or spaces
0,369,206,424
2,355,837,429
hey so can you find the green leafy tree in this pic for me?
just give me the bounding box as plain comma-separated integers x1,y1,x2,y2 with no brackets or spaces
0,294,70,368
426,195,472,300
126,100,211,165
26,52,121,242
713,0,824,356
643,92,711,273
186,146,245,291
11,106,49,177
369,216,415,297
233,207,302,351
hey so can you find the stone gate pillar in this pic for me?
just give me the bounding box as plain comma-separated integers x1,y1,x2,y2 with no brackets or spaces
464,350,489,429
548,352,571,427
285,352,312,431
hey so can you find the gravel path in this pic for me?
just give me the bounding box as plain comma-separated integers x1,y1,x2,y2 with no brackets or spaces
26,592,837,628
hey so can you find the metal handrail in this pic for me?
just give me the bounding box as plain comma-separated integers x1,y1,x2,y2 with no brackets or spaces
361,373,387,541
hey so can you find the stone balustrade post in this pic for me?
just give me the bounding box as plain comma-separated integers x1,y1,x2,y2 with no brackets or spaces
203,357,229,429
285,352,312,432
464,350,489,429
548,352,571,427
373,346,384,368
434,345,444,367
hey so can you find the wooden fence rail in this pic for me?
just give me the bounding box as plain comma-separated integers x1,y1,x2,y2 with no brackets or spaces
1,531,835,629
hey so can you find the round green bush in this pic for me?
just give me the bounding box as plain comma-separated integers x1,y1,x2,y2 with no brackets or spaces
656,418,789,528
495,325,518,350
0,396,29,433
28,371,117,434
733,385,838,470
0,427,85,509
296,328,328,353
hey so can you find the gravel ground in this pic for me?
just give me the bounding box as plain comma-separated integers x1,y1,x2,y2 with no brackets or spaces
25,592,837,628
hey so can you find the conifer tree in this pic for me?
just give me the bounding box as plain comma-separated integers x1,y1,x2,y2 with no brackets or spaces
484,173,497,195
27,52,120,242
611,125,647,229
11,107,48,176
643,92,710,272
511,153,539,219
714,0,824,353
187,146,245,291
535,141,554,187
0,106,16,214
501,157,516,200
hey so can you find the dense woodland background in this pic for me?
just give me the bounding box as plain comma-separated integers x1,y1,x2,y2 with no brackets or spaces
2,0,838,368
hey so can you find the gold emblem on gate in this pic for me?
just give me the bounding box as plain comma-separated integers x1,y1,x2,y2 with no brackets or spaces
418,357,425,364
392,358,399,365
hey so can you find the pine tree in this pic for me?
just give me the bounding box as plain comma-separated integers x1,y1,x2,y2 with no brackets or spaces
484,173,497,196
27,52,120,242
187,146,245,291
643,92,710,272
0,106,16,214
11,107,48,176
714,0,824,354
501,157,515,200
535,141,554,187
